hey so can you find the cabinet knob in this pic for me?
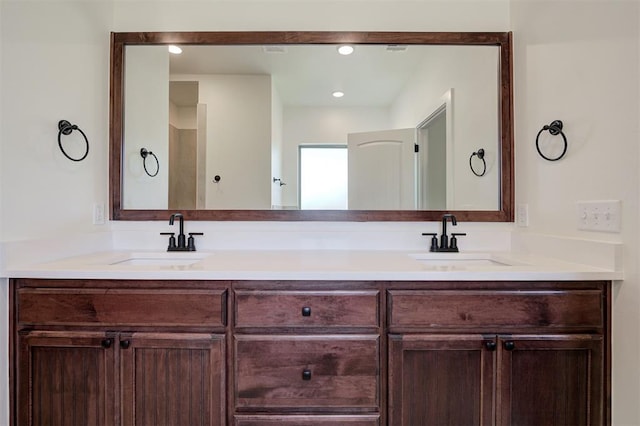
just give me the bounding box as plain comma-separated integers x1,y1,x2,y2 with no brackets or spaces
101,338,113,349
503,341,515,351
301,306,311,317
302,369,312,380
484,341,497,351
120,340,131,349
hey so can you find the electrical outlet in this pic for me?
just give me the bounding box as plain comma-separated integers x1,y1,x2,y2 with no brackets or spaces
516,204,529,227
577,200,621,233
93,203,105,225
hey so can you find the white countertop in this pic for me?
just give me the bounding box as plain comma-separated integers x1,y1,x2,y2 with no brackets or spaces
4,249,623,281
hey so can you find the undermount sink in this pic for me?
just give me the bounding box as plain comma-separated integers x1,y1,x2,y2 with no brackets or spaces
409,252,515,267
109,252,208,267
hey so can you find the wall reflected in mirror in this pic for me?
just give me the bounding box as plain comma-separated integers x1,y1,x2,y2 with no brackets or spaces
122,43,500,211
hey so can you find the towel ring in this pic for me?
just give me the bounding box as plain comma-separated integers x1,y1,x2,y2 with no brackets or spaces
469,148,486,177
140,148,159,177
536,120,567,161
57,120,89,162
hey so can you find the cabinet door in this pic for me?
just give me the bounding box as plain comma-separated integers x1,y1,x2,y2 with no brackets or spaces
388,334,495,426
17,330,116,426
120,333,225,426
497,334,603,426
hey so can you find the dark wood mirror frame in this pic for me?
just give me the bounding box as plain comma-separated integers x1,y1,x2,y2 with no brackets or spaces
110,31,513,222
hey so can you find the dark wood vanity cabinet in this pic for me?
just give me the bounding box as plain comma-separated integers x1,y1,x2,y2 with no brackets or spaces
389,333,603,425
11,279,227,426
10,279,609,426
232,284,382,425
17,330,225,426
387,283,608,426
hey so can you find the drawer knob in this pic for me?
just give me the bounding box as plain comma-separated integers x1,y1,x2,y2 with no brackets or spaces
120,340,131,349
484,341,497,351
302,369,312,380
101,338,113,349
301,306,312,317
504,341,515,351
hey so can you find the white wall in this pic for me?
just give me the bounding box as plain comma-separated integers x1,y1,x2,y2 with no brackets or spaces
112,1,510,33
123,46,169,209
282,106,391,208
511,1,639,424
271,83,284,208
0,0,112,241
391,46,500,210
173,74,272,209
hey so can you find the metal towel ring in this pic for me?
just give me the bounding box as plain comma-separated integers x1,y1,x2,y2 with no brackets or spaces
57,120,89,162
536,120,567,161
140,148,159,177
469,148,486,177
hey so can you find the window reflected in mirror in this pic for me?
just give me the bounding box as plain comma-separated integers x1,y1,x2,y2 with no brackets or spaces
299,145,348,210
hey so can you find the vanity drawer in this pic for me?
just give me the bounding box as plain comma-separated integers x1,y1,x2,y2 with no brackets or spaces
234,290,379,328
234,414,380,425
17,288,226,328
235,335,379,409
388,289,603,329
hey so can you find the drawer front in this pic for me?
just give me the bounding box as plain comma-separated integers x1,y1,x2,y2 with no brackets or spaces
235,335,379,409
234,415,380,425
17,288,226,328
388,289,603,329
235,290,379,328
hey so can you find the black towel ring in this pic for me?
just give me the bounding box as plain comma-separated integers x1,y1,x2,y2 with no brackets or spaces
536,120,567,161
140,148,159,177
469,148,486,177
57,120,89,162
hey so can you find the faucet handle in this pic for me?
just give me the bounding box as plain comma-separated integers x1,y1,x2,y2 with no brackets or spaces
422,233,439,252
450,233,467,251
187,232,204,251
160,232,177,250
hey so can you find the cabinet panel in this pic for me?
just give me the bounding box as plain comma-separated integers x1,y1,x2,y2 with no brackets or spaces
497,334,603,426
120,333,225,426
17,331,115,426
389,289,603,330
235,335,379,410
17,288,226,328
235,290,379,328
234,414,380,425
388,334,494,426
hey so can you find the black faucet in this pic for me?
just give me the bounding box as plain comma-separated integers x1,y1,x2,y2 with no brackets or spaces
160,213,203,251
170,213,186,248
422,213,466,252
440,213,456,250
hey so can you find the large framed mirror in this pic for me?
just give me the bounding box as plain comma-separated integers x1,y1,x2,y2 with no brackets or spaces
110,31,513,221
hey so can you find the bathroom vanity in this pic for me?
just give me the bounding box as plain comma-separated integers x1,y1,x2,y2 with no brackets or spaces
7,250,615,426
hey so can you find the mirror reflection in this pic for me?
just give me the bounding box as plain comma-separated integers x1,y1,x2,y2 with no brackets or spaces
122,43,501,211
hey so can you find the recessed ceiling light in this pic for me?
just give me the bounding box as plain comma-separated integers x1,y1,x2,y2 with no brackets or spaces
168,45,182,54
332,91,345,98
337,45,354,55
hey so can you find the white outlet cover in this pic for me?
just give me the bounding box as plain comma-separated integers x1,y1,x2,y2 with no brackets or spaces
516,204,529,227
93,203,105,225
